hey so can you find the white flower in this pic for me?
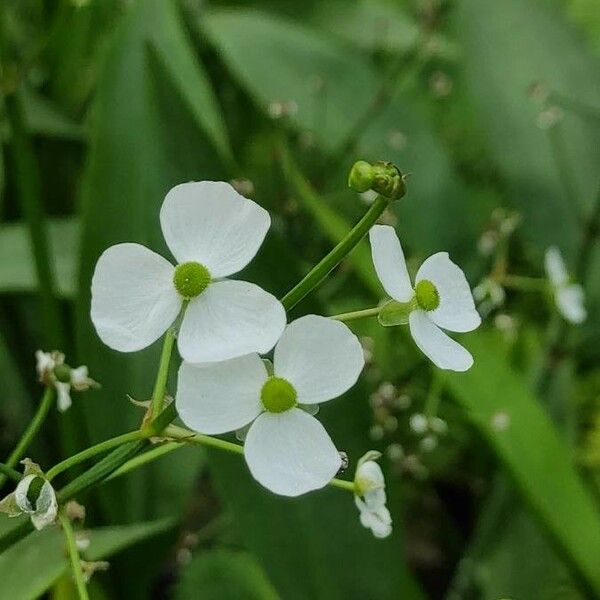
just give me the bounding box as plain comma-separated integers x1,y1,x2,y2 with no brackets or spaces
0,460,57,530
91,182,286,363
353,451,392,539
176,315,364,496
369,225,481,371
35,351,96,412
544,247,586,324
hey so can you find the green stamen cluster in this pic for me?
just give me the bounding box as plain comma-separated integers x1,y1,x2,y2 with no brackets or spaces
261,377,297,413
173,262,211,299
415,279,440,311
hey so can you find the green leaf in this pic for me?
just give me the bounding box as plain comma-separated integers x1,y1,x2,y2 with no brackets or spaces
456,0,600,257
176,550,279,600
0,218,78,297
0,518,173,600
202,9,378,152
446,330,600,595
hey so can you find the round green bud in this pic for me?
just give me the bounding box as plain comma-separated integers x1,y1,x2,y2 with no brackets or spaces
348,161,375,193
261,376,297,413
415,279,440,311
173,262,211,299
53,364,71,383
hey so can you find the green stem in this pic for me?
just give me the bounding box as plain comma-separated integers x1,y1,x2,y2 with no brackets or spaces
165,425,355,492
150,328,176,419
59,513,90,600
47,430,147,481
0,387,55,486
281,195,390,310
0,463,21,482
497,275,547,292
4,90,65,349
330,306,380,322
58,402,178,502
105,442,182,482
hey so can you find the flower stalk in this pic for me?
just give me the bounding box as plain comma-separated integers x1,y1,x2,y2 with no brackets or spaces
59,512,90,600
0,387,55,487
149,328,176,419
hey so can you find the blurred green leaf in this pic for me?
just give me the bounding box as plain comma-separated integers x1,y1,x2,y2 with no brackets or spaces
447,330,600,595
202,9,378,152
0,518,173,600
176,550,279,600
455,0,600,257
0,218,78,297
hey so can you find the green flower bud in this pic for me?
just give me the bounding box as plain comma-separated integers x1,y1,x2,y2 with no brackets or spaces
348,160,406,200
53,363,72,383
348,161,375,193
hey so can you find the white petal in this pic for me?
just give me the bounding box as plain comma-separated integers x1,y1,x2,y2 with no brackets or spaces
244,409,341,497
91,244,181,352
178,280,285,363
409,311,473,372
55,382,72,412
176,355,266,434
416,252,481,333
556,284,587,324
356,460,385,492
160,182,270,278
369,225,413,302
273,315,364,404
31,481,58,530
15,474,36,513
545,246,568,287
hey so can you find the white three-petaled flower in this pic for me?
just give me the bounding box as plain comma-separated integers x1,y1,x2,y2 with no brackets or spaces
354,451,392,539
91,182,286,363
176,315,364,496
369,225,481,371
544,247,586,324
0,460,57,530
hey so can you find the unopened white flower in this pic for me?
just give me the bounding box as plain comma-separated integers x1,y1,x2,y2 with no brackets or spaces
353,451,392,539
0,460,57,530
176,315,364,496
544,247,586,324
35,351,96,412
91,182,286,363
370,225,481,371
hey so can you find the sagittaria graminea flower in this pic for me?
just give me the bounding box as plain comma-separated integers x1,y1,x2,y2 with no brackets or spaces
370,225,481,371
91,182,286,363
544,247,586,324
0,460,57,530
353,451,392,539
36,350,97,412
176,315,365,496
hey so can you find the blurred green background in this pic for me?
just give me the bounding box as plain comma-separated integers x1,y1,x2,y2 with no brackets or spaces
1,0,600,598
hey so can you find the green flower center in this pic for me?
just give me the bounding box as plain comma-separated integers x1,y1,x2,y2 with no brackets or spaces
261,377,297,413
415,279,440,311
173,262,211,299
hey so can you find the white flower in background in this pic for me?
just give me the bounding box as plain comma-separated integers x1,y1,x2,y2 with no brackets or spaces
353,451,392,539
36,350,97,412
91,182,286,363
0,460,57,530
544,247,586,324
370,225,481,371
176,315,364,496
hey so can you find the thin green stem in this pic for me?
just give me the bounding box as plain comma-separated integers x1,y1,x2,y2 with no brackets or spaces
280,194,390,310
4,90,65,349
47,430,147,481
150,328,176,419
106,442,182,482
330,306,381,322
165,425,356,492
497,274,548,292
0,463,21,482
0,387,55,486
59,513,89,600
